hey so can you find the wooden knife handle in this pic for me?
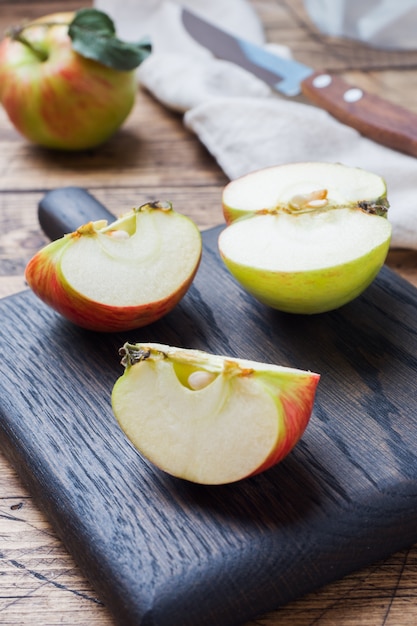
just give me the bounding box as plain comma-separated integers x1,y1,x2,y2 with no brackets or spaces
301,71,417,157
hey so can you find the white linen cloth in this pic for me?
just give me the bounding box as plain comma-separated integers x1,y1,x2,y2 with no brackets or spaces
94,0,417,249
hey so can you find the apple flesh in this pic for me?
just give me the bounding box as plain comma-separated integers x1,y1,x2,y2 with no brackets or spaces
219,162,392,314
112,342,320,485
25,202,202,332
0,12,137,150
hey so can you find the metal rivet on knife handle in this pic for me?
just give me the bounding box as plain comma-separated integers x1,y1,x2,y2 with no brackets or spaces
312,74,332,89
313,75,366,103
301,70,417,157
343,88,364,103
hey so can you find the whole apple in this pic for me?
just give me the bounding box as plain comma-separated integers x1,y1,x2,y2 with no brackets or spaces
0,9,151,150
112,342,320,484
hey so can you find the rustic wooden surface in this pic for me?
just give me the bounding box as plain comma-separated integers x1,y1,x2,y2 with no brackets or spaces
1,0,417,624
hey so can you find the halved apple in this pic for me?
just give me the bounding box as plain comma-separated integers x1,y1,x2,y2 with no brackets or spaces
25,202,202,332
219,162,392,314
111,342,320,485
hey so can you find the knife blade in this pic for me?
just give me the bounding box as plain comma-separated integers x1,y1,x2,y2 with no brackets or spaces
182,8,417,158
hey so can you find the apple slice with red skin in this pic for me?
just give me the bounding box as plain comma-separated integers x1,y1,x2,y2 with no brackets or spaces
111,342,320,485
25,202,202,332
219,162,392,315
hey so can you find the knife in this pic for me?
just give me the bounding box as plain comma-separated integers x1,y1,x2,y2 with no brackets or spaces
182,8,417,158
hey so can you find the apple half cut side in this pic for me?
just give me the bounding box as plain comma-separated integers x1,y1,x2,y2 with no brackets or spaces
219,162,392,315
111,342,320,485
25,202,202,332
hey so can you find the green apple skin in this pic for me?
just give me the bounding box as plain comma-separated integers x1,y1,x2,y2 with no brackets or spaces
112,343,320,485
219,162,392,315
0,12,137,150
220,235,390,314
25,206,202,332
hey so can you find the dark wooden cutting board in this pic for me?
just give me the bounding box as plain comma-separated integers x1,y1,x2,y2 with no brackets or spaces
1,188,417,626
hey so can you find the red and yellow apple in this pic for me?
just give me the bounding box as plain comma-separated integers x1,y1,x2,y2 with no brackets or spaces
25,202,202,332
219,162,392,314
112,342,320,485
0,9,150,150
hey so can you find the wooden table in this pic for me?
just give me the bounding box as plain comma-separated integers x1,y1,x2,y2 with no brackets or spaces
1,1,417,624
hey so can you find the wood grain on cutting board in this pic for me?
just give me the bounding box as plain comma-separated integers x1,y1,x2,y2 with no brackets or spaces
1,222,417,625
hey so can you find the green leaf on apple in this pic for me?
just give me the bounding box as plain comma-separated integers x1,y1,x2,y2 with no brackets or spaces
68,8,152,71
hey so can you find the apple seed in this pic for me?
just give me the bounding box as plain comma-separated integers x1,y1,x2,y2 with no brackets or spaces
187,370,217,390
288,189,328,212
106,229,130,239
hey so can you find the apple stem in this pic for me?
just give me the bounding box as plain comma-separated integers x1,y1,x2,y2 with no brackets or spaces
7,30,47,61
137,201,173,214
119,343,152,368
7,21,69,62
358,200,389,216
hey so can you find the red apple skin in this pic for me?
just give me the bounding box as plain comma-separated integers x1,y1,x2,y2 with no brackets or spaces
25,234,201,333
0,12,137,150
249,370,320,477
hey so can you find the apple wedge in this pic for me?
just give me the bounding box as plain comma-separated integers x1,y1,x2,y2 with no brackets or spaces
111,342,320,485
219,162,392,314
25,202,202,332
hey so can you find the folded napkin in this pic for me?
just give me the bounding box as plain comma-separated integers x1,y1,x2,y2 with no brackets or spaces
94,0,417,250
